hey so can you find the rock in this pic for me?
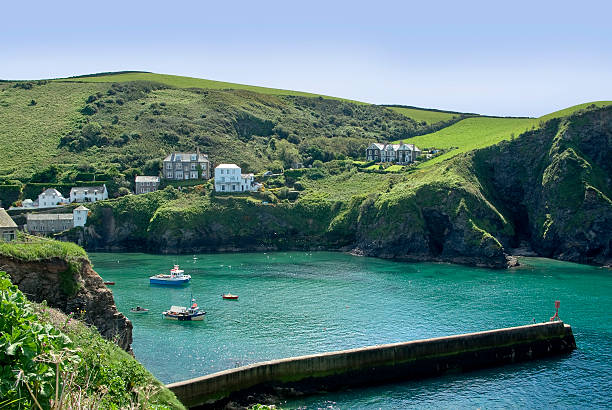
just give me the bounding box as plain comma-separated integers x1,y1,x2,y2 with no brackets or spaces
0,255,133,352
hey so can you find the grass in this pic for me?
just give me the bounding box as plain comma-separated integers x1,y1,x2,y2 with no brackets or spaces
0,234,88,262
0,81,105,179
397,101,612,168
59,72,366,104
386,106,464,125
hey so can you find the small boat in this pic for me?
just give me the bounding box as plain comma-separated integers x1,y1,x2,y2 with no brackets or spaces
222,293,239,300
130,306,149,314
149,265,191,286
104,281,115,285
162,297,206,321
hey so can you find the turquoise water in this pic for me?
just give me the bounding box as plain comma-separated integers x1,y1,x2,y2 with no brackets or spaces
90,252,612,408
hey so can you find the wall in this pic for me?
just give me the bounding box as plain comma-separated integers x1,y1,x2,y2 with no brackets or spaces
168,322,575,408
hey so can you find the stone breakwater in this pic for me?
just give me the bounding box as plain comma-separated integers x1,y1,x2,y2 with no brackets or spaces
0,255,133,352
168,322,576,408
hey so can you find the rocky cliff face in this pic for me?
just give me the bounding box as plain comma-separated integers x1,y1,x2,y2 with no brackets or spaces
0,255,133,352
69,107,611,269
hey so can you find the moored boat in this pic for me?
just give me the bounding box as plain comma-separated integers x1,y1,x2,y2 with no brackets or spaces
150,264,191,286
130,306,149,314
103,281,115,285
162,297,206,321
222,293,239,300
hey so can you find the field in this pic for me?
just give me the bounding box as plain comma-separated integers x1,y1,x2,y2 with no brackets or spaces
386,106,465,125
399,101,612,167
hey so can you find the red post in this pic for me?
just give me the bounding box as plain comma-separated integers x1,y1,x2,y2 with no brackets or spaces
550,300,561,322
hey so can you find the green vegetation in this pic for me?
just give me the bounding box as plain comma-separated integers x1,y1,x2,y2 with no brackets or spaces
0,234,88,262
61,71,364,103
385,105,466,125
397,101,612,167
0,271,184,409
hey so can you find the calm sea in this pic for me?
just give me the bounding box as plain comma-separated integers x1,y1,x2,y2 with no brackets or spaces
89,252,612,409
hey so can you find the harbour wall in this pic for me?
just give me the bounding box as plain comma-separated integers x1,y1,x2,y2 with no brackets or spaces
167,321,576,408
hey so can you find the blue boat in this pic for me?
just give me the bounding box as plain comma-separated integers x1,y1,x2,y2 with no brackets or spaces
149,264,191,286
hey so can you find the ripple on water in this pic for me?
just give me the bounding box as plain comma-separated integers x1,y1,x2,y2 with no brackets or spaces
90,252,612,409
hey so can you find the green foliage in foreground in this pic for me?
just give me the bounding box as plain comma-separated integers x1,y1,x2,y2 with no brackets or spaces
0,234,88,262
0,271,185,409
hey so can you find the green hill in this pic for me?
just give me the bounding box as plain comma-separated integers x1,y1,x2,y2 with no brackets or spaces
397,101,612,167
385,105,470,125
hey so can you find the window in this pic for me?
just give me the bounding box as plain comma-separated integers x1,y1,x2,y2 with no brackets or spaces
191,164,196,170
168,172,173,178
191,154,197,161
222,185,225,191
166,163,172,169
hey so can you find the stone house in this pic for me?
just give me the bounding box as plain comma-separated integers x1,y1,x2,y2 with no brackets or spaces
214,164,261,192
366,142,421,164
70,185,108,203
0,208,17,241
135,176,160,194
163,148,211,181
26,206,89,234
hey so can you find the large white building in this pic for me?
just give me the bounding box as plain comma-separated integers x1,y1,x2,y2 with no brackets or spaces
214,164,261,193
37,188,68,208
70,185,108,203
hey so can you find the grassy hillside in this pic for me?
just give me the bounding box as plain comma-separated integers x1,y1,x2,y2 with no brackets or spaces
399,101,612,167
62,71,365,103
385,105,467,125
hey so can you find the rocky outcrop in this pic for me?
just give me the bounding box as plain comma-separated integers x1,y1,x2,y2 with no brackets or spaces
0,255,132,352
66,107,611,269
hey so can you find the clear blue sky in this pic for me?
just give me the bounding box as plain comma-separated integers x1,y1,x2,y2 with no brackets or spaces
2,0,611,116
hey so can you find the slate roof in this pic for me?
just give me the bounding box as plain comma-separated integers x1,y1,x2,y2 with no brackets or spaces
163,152,209,162
74,205,89,211
70,185,106,195
135,176,160,183
27,213,73,221
41,188,63,197
0,208,17,228
216,164,240,169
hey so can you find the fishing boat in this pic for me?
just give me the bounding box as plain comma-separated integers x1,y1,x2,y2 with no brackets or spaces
162,297,206,321
103,281,115,285
130,306,149,314
222,293,239,300
149,265,191,286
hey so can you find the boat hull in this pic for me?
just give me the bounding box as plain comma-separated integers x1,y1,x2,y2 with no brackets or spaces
150,277,190,286
162,312,206,321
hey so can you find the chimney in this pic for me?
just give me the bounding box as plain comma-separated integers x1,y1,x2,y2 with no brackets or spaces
196,146,200,158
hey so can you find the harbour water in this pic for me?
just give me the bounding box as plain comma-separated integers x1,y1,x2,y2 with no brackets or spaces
90,252,612,408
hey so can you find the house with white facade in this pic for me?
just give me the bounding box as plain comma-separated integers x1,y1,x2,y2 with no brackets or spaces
37,188,68,208
70,185,108,203
214,164,261,193
366,142,421,164
26,206,89,234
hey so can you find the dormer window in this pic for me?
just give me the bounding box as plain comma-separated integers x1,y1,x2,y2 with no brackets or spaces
191,154,197,161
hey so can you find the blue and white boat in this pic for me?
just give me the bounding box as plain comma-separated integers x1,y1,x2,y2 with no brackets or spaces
162,297,206,321
149,264,191,286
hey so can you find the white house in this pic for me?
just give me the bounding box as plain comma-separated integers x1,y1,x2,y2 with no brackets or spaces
70,185,108,203
37,188,68,208
73,205,89,227
214,164,261,193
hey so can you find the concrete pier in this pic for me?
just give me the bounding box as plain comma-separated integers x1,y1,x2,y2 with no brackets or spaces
167,322,576,408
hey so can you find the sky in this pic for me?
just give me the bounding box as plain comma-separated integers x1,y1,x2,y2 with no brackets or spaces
1,0,611,116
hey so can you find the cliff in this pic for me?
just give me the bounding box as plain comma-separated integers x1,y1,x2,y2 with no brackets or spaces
70,107,611,268
0,246,133,351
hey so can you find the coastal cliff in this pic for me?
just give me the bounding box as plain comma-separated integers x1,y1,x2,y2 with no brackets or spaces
0,242,133,352
68,107,611,269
